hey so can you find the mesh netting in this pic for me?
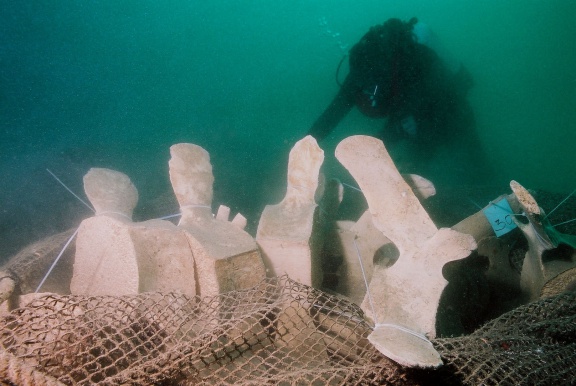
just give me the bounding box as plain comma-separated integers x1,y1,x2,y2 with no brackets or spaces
0,276,574,385
436,290,576,385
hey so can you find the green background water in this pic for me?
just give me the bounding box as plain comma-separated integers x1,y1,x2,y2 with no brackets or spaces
1,0,575,260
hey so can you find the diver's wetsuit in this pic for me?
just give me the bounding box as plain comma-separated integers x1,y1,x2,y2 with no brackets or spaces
308,18,475,157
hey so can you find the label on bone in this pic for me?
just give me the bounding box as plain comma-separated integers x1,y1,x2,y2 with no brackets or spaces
483,197,517,237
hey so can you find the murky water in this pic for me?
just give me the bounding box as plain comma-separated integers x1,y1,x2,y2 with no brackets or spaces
1,0,574,260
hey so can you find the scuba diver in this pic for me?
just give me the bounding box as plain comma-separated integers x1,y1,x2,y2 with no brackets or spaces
308,18,483,176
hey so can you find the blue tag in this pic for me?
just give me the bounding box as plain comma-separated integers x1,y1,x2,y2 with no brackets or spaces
482,198,517,237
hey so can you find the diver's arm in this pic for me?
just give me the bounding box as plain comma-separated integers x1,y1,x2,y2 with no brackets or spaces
308,86,355,142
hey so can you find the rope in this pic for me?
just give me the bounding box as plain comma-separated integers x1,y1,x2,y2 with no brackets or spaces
375,323,431,343
353,236,377,326
97,211,132,220
180,205,212,210
46,169,94,213
35,228,79,293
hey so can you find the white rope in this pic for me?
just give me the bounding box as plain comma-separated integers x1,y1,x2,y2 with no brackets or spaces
46,169,94,212
553,217,576,228
97,211,132,220
35,228,79,293
374,323,432,343
342,182,362,193
352,236,377,326
545,187,576,220
158,213,182,220
180,204,212,210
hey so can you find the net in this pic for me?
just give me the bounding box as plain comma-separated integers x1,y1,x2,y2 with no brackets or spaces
0,276,574,385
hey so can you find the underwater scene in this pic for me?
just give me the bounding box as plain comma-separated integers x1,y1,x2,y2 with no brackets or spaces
1,0,575,260
0,1,576,384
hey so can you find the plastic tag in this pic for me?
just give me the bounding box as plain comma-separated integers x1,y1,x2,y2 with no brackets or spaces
482,198,517,237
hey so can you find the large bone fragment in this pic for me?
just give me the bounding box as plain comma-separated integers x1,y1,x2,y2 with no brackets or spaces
216,205,248,230
256,136,324,287
73,215,139,295
170,143,265,297
511,180,576,300
333,211,393,305
330,173,434,304
452,194,520,242
335,135,476,368
333,174,434,304
512,180,556,301
71,168,140,295
336,137,437,250
72,168,196,296
83,167,139,219
129,219,196,295
403,174,436,200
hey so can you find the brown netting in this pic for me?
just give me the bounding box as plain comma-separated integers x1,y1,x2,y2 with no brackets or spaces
0,276,574,385
436,290,576,385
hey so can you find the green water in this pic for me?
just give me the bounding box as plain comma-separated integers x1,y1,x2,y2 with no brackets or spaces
1,1,575,259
